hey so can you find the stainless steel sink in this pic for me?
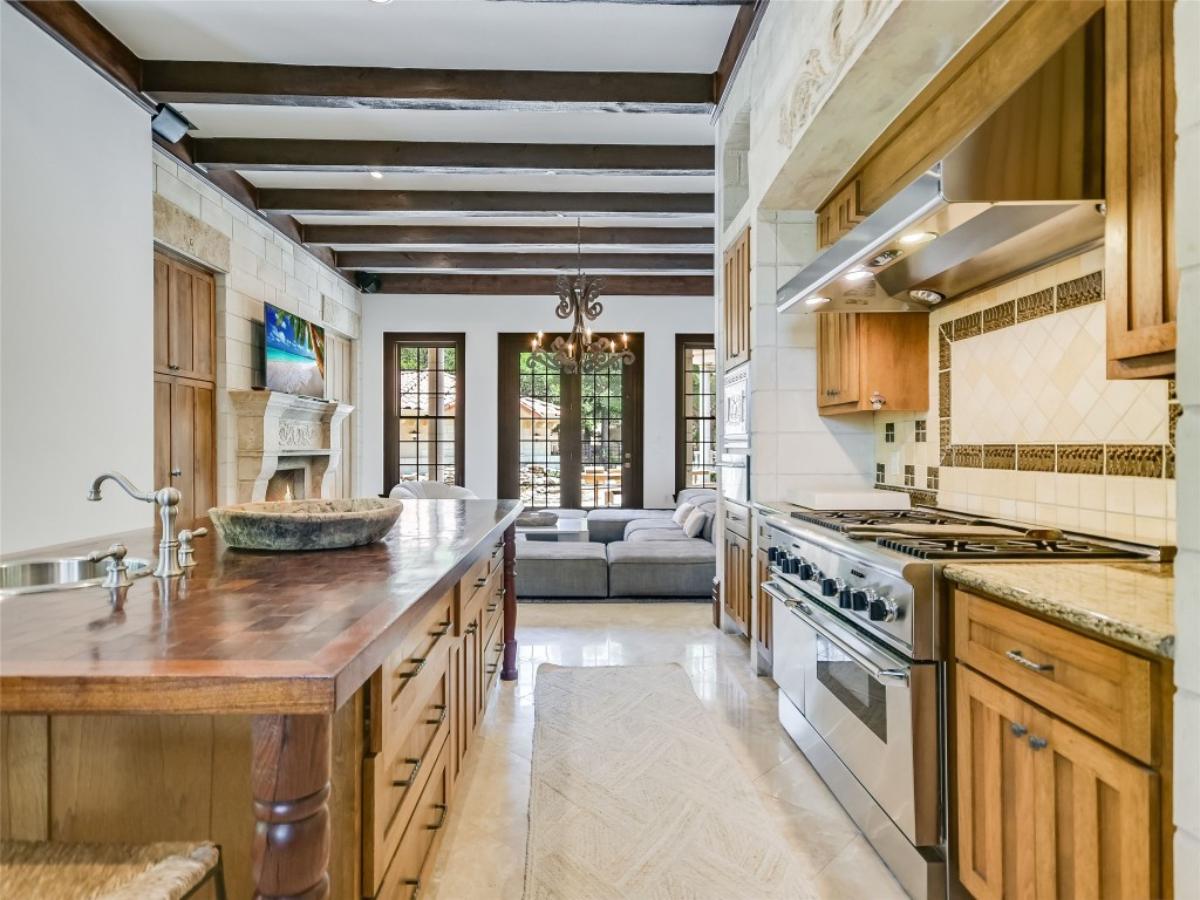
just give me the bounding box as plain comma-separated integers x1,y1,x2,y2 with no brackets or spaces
0,556,151,596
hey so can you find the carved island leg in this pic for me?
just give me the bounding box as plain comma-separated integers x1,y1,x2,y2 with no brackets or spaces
251,714,332,900
501,523,519,680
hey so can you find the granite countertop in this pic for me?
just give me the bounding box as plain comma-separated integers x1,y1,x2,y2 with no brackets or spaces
0,499,521,714
944,561,1175,659
754,499,800,515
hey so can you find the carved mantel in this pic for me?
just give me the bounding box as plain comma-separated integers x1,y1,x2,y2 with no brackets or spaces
229,390,354,503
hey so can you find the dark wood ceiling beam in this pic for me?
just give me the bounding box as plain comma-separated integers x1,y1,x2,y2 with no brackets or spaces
713,0,769,114
192,138,714,175
260,189,712,215
373,274,712,295
336,251,712,271
304,224,714,247
142,61,714,112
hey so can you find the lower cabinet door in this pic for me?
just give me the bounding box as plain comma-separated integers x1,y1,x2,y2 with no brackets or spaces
956,666,1158,899
376,739,452,900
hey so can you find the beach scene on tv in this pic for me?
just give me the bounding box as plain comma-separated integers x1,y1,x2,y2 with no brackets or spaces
265,303,326,397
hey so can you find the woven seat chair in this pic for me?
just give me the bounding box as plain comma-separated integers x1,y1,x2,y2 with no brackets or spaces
0,840,226,900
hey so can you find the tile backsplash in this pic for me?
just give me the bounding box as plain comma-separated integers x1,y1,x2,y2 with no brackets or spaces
876,247,1179,545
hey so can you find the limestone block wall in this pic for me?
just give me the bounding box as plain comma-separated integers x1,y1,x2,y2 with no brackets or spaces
151,148,363,504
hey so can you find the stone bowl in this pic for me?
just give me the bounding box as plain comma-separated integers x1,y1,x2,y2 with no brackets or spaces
208,498,404,551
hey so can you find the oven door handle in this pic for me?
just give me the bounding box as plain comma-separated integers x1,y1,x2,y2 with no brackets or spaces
762,582,910,685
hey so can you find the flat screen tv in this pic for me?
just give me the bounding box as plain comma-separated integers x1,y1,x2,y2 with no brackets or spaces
264,302,326,398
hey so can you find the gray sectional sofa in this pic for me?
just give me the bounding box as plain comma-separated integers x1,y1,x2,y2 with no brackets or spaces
515,489,717,599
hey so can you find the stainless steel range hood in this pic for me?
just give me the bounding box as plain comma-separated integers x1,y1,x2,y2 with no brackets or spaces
778,18,1104,314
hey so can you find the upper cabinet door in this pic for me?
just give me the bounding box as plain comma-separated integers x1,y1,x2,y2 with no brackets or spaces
722,227,751,369
154,251,216,383
1105,0,1177,379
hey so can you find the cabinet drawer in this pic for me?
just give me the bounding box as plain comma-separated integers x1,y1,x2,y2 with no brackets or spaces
725,505,750,540
368,590,453,754
954,590,1156,764
484,568,504,639
487,537,504,575
484,612,504,695
364,660,450,893
456,554,493,634
374,738,452,900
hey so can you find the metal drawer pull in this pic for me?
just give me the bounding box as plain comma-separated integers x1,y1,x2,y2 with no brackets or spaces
486,663,498,675
427,803,448,831
430,620,452,637
426,704,448,726
1029,736,1049,751
393,756,422,787
486,603,499,614
474,576,488,587
396,657,427,680
465,622,478,634
1005,649,1054,673
1010,723,1028,737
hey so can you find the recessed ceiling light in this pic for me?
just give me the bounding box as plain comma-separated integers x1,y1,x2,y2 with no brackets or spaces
899,231,937,246
844,269,872,282
369,0,394,4
805,296,832,307
369,171,383,179
909,289,944,304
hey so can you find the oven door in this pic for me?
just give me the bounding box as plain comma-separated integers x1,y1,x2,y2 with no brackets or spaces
764,582,939,848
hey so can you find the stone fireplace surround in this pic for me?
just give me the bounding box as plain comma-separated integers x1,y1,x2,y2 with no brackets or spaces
230,390,353,503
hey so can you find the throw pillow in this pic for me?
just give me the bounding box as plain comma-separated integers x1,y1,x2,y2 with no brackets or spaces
683,507,707,538
672,502,695,526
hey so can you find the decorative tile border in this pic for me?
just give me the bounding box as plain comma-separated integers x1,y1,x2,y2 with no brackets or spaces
935,270,1175,480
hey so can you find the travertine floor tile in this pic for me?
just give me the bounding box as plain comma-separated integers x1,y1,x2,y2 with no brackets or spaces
424,602,905,899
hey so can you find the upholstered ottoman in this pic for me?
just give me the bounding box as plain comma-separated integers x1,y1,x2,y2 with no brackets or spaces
515,540,608,598
606,539,716,598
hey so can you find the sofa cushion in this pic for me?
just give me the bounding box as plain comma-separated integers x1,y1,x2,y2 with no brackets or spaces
516,540,608,598
626,529,694,542
541,507,588,520
682,507,708,538
585,507,674,543
607,539,716,597
676,488,718,507
624,519,683,538
671,502,694,526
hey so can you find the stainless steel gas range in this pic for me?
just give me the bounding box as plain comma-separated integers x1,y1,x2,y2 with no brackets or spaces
763,506,1156,900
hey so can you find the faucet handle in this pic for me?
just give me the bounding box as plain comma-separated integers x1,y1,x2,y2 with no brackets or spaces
178,527,208,568
88,543,130,588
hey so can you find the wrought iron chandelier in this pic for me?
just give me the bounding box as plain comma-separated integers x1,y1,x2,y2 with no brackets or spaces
528,219,636,374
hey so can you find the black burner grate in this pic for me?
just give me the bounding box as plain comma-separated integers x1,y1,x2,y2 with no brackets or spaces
789,507,977,532
876,537,1144,560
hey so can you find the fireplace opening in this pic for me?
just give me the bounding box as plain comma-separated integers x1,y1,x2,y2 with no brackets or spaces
266,467,307,502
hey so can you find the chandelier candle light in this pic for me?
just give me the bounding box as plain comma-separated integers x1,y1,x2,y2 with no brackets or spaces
528,219,636,374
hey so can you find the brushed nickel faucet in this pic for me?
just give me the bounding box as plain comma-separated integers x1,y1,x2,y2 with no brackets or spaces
87,472,184,578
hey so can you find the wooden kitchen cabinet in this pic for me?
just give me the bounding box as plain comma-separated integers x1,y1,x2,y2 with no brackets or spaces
154,251,216,383
816,180,864,249
754,547,772,667
956,666,1157,900
154,374,215,530
1105,0,1177,379
816,312,928,415
953,589,1171,900
722,226,751,369
722,506,751,636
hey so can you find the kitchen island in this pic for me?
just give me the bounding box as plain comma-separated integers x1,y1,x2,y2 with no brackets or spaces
0,498,522,898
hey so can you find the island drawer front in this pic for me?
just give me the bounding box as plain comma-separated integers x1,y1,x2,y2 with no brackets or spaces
484,613,504,695
364,658,451,893
484,570,504,639
374,738,452,900
456,554,493,634
954,589,1156,764
487,537,504,574
368,589,454,754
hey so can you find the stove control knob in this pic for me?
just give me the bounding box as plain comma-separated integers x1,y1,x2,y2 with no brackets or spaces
851,589,872,612
869,595,899,622
768,546,779,563
787,556,802,575
838,586,853,609
820,577,843,598
797,562,815,581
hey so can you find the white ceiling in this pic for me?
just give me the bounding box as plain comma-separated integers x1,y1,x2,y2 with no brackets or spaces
178,104,715,145
83,0,738,71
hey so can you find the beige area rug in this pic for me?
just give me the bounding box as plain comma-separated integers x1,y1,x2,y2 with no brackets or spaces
524,664,812,899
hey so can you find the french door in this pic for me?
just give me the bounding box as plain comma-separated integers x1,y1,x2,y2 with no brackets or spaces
498,333,643,509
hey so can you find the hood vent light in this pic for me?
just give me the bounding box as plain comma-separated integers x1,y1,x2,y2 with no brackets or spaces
868,249,904,267
908,289,945,305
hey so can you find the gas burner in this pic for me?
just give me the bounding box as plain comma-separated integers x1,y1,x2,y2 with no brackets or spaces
789,507,978,532
877,536,1145,560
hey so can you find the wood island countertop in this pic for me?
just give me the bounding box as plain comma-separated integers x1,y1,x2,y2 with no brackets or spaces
0,498,522,715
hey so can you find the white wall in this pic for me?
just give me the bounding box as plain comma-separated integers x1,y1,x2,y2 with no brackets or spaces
1172,0,1200,890
361,294,713,507
1,6,153,553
